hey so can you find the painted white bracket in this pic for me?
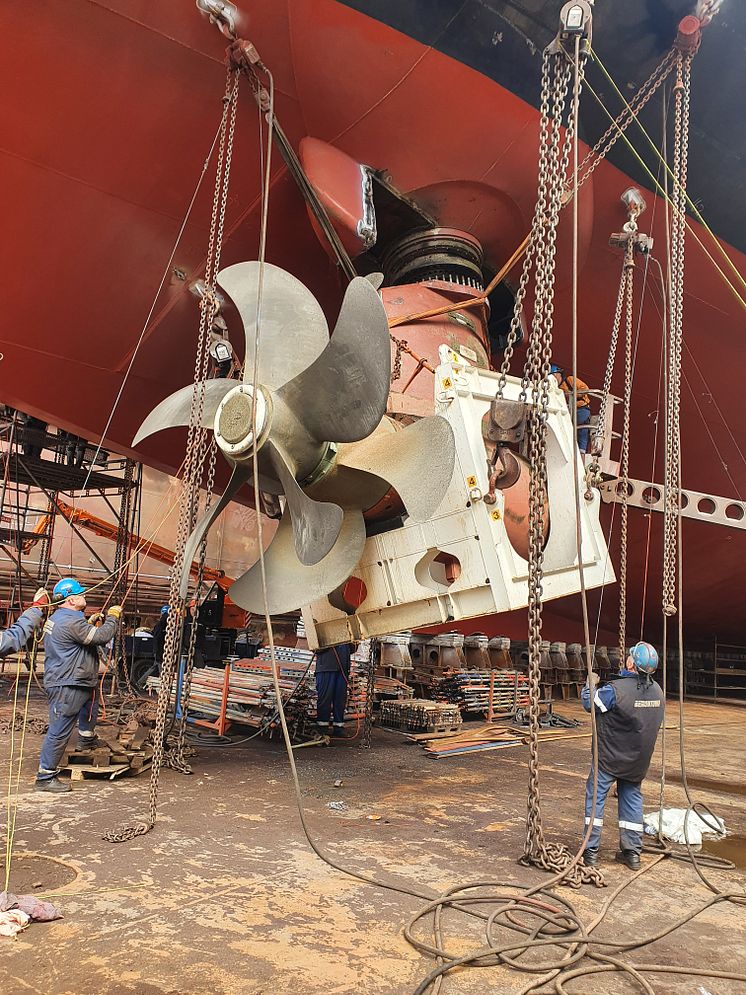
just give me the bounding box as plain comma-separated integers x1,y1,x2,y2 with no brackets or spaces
599,478,746,530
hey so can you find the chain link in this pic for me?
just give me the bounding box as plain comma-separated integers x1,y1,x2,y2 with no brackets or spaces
516,39,603,888
577,48,677,190
390,336,407,384
360,639,377,750
591,256,628,456
498,46,676,393
167,440,218,772
663,53,691,617
617,241,636,663
104,66,241,843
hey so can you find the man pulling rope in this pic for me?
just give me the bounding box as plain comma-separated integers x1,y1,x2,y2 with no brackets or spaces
35,578,122,794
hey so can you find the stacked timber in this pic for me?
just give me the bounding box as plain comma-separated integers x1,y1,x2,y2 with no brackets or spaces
431,669,530,714
414,723,525,759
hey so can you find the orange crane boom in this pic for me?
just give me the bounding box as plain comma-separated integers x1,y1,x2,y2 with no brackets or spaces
51,498,228,584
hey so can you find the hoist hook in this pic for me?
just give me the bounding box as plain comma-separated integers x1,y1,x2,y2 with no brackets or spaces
196,0,239,40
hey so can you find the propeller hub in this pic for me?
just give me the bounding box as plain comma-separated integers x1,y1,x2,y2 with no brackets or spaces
214,384,269,457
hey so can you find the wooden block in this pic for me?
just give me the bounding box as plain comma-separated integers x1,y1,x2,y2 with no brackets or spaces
91,748,112,768
130,725,150,749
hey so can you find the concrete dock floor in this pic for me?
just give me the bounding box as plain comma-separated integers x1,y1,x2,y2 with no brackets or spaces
1,695,744,995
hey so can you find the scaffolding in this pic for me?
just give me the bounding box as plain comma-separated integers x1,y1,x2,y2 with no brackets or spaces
0,408,141,635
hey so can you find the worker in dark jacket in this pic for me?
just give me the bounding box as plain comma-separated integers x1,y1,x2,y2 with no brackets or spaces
0,589,49,657
581,641,664,870
35,578,122,794
315,643,354,738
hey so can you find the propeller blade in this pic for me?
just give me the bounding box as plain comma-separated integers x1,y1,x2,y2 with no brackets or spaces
276,276,391,443
365,272,384,289
133,380,234,447
178,462,251,598
337,415,455,522
229,508,366,614
267,441,343,566
217,262,329,390
306,419,394,510
306,462,390,512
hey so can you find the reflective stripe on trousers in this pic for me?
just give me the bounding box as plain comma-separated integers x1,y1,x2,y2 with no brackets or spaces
583,766,644,854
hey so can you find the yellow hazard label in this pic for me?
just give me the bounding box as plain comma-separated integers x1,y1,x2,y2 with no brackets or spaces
491,509,501,521
442,377,453,389
466,475,477,488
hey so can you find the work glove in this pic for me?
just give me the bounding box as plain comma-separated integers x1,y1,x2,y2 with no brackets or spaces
106,605,123,620
31,588,50,608
587,671,600,690
88,611,104,626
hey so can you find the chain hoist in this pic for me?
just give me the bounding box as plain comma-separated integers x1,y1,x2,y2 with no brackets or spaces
105,65,241,843
508,15,602,887
167,440,218,772
616,235,636,664
662,52,692,618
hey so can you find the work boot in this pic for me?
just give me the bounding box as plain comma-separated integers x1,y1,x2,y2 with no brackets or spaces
583,848,600,867
76,734,101,752
615,850,640,871
34,777,72,794
330,725,346,738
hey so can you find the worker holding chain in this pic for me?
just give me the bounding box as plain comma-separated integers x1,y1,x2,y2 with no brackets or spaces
581,642,664,870
0,587,50,656
35,578,122,794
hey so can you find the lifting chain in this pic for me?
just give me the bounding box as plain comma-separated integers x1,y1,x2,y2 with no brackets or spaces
577,48,677,190
390,335,407,384
617,238,636,664
498,43,677,396
590,249,630,458
663,53,692,617
516,35,603,889
360,639,378,750
166,440,218,772
104,65,241,843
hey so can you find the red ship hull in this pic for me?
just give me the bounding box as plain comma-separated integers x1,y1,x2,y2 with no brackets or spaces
2,1,744,646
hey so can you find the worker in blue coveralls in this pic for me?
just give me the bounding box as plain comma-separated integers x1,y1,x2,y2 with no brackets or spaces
35,578,122,794
0,588,50,657
581,642,664,870
315,642,354,738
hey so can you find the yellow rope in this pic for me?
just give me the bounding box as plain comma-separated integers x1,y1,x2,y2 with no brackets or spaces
3,634,35,892
3,657,20,890
588,48,746,309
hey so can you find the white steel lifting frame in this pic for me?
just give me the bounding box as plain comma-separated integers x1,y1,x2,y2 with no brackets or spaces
303,353,614,649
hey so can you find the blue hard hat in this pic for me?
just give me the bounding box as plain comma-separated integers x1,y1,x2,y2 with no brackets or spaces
629,641,659,674
160,605,169,615
53,578,86,601
550,363,563,374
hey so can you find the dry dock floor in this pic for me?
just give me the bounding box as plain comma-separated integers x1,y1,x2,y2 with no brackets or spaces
1,695,744,995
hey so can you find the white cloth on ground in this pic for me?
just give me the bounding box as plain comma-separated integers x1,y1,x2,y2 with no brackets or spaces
644,807,725,845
